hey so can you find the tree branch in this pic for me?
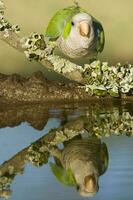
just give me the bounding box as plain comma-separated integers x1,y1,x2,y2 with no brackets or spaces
0,72,133,103
0,31,24,52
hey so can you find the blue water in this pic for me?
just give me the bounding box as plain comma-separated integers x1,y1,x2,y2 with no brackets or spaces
0,104,133,200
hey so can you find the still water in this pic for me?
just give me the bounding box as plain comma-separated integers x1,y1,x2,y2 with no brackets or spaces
0,102,133,200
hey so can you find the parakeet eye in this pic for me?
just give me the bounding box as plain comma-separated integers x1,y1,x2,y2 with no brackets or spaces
71,21,74,26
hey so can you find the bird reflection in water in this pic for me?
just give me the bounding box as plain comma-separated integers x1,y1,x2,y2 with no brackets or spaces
50,136,109,197
0,135,108,199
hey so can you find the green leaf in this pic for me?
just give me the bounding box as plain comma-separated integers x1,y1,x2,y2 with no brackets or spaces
49,162,76,186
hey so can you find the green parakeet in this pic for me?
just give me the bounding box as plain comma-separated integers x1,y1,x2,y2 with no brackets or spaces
50,138,108,197
45,5,105,59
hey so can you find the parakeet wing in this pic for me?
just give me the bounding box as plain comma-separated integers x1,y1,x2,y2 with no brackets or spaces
93,19,105,53
49,162,76,186
45,6,81,40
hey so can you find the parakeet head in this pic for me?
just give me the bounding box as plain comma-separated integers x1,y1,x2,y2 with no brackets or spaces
57,11,97,58
75,166,99,197
70,12,92,38
50,139,108,197
77,174,99,197
60,12,95,58
45,5,105,59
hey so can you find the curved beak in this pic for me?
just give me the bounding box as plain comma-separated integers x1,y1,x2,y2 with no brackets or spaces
84,174,99,193
79,21,90,37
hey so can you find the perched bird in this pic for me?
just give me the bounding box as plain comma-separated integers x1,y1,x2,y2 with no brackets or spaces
50,138,108,197
45,4,105,59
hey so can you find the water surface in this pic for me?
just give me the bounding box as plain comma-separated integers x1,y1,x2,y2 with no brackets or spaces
0,102,133,200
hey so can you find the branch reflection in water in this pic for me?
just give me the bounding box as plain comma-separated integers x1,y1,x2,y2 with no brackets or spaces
0,102,132,198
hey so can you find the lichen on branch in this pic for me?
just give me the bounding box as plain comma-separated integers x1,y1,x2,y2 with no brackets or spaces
83,61,133,97
0,0,20,34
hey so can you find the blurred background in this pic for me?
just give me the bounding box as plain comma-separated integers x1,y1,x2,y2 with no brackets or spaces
0,0,133,75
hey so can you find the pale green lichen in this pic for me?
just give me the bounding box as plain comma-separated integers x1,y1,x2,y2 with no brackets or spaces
0,0,20,37
21,33,54,61
8,166,14,175
86,108,133,138
83,61,133,97
26,142,49,167
46,55,83,74
61,60,83,74
0,190,11,199
0,163,24,199
47,55,65,73
0,176,12,189
0,0,5,16
0,174,12,199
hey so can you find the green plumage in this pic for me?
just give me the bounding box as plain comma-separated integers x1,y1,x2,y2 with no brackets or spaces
93,19,105,53
45,6,80,39
49,162,76,186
